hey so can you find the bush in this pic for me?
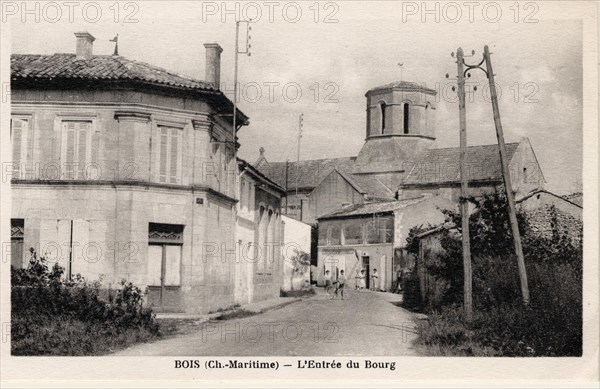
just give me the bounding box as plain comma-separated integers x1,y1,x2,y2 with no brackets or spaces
11,249,159,355
406,193,582,356
400,269,422,309
406,192,583,310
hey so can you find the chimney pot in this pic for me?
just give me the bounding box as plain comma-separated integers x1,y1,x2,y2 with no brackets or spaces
75,31,95,60
204,43,223,89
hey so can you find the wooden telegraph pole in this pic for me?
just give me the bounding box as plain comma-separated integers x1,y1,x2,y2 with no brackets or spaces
456,48,473,321
295,113,303,198
483,45,530,305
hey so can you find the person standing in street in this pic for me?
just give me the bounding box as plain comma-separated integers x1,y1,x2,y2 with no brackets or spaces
332,270,346,300
358,269,366,291
371,269,379,291
323,270,332,295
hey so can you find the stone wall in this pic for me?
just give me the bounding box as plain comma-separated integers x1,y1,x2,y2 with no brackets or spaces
522,204,583,244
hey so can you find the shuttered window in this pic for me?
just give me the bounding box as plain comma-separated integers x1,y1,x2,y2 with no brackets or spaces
11,118,31,179
158,126,183,184
61,121,92,179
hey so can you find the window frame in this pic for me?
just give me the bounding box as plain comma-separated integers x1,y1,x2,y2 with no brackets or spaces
379,101,387,133
11,115,33,179
157,125,184,184
59,117,94,180
403,103,410,134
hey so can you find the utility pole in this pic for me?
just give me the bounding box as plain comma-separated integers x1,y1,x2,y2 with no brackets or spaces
233,20,252,184
285,160,289,214
295,113,303,198
455,47,473,322
483,45,530,305
451,45,530,307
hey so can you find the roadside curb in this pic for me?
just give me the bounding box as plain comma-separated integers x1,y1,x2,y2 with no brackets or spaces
155,297,303,322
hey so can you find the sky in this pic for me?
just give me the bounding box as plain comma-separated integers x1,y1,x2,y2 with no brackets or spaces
8,1,587,194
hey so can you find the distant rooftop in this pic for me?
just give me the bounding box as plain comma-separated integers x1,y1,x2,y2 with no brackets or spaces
367,80,437,95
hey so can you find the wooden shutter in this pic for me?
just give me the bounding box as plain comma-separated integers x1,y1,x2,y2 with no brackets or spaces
77,122,91,179
147,245,163,286
61,121,91,179
164,245,181,286
11,119,28,179
71,219,90,277
159,127,168,183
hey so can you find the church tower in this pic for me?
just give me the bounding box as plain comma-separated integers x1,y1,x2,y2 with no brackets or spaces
353,81,437,185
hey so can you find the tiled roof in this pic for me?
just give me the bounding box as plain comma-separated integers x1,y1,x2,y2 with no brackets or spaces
337,171,394,200
402,143,520,186
318,195,451,219
258,156,357,190
517,189,583,209
367,80,437,95
11,54,216,91
238,158,286,194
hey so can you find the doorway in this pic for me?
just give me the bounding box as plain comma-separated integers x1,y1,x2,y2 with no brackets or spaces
147,223,184,311
362,256,370,290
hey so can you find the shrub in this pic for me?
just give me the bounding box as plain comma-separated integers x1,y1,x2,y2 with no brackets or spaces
400,269,422,309
406,193,583,356
11,249,159,355
406,192,583,309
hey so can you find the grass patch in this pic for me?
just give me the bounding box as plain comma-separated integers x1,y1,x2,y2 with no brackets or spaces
11,315,159,356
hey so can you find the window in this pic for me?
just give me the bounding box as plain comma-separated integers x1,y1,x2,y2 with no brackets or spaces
158,126,183,184
366,216,393,244
327,225,341,246
11,219,24,268
61,120,92,179
343,222,363,245
403,103,410,134
380,102,387,133
11,118,32,179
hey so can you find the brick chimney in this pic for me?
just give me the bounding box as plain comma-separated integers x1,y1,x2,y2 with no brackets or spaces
75,32,95,60
204,43,223,89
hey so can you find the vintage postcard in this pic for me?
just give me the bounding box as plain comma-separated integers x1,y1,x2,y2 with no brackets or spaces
0,0,598,387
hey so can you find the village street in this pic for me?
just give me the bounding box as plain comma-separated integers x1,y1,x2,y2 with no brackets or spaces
115,289,420,356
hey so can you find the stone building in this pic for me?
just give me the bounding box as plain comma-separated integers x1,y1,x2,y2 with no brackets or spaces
10,32,284,313
516,189,583,244
257,81,546,225
235,159,286,305
256,80,548,289
315,195,454,290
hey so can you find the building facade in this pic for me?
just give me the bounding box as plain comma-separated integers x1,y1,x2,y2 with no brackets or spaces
256,80,548,292
316,195,454,291
10,32,284,313
256,81,545,225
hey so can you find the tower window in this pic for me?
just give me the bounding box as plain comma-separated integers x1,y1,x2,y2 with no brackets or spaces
403,103,410,134
380,102,387,133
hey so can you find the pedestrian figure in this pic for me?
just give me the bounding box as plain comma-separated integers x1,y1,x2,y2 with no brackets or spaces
396,269,406,293
332,270,346,300
323,270,332,295
358,269,366,291
371,269,379,291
